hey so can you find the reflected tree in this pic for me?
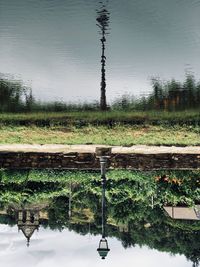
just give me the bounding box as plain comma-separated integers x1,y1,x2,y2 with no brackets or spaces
96,1,110,111
0,73,35,112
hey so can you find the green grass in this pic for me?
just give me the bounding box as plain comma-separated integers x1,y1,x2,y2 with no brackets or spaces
0,111,199,145
0,110,200,126
0,124,199,145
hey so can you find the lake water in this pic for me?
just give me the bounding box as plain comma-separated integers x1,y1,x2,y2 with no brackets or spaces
1,0,200,102
0,169,200,267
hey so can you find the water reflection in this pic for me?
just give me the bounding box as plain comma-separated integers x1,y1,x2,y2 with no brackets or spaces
96,1,110,110
1,0,200,101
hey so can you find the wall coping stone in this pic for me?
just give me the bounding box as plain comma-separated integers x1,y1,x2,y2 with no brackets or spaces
0,145,199,170
0,144,199,154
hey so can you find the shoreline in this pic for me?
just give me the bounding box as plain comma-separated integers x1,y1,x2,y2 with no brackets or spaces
0,144,199,170
0,144,200,154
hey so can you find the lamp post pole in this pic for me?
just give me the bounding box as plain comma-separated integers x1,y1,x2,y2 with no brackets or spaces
96,6,110,111
97,156,110,259
100,156,107,238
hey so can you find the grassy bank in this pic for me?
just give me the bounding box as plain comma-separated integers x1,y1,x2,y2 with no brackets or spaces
0,124,199,145
0,111,199,145
0,110,200,126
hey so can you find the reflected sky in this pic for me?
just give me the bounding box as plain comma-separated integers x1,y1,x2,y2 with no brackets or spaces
0,0,200,102
0,225,191,267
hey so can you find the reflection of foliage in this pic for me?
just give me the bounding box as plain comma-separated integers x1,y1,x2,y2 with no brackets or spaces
113,74,200,112
0,169,200,266
0,73,35,112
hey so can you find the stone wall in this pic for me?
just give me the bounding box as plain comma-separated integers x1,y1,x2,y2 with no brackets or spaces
0,151,199,170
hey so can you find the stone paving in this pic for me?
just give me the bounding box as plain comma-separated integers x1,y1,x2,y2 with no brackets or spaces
0,144,199,154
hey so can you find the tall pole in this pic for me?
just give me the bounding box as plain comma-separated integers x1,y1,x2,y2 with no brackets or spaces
100,30,107,111
97,156,110,260
68,182,72,218
100,156,107,238
96,6,110,111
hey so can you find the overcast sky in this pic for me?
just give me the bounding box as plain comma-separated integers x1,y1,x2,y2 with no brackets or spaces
0,0,200,102
0,224,192,267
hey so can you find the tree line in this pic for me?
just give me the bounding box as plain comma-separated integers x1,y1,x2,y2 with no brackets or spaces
145,74,200,111
1,73,200,112
0,74,34,112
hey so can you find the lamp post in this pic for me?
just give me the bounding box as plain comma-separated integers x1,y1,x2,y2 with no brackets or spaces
100,156,106,239
68,182,72,218
97,237,110,260
17,209,40,247
96,5,110,111
97,156,110,259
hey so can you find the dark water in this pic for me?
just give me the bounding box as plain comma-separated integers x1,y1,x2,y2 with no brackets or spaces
1,0,200,102
0,169,200,267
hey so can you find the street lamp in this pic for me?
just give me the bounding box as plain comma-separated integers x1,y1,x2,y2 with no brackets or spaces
17,209,40,247
100,156,107,178
96,5,110,111
97,237,110,259
97,156,110,259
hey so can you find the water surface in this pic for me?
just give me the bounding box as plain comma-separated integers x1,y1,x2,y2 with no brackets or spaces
1,0,200,101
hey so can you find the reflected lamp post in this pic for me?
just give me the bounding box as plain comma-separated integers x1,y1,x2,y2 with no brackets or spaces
96,4,110,111
97,156,110,259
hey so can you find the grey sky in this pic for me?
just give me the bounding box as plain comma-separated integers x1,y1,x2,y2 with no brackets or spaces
0,225,192,267
0,0,200,102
